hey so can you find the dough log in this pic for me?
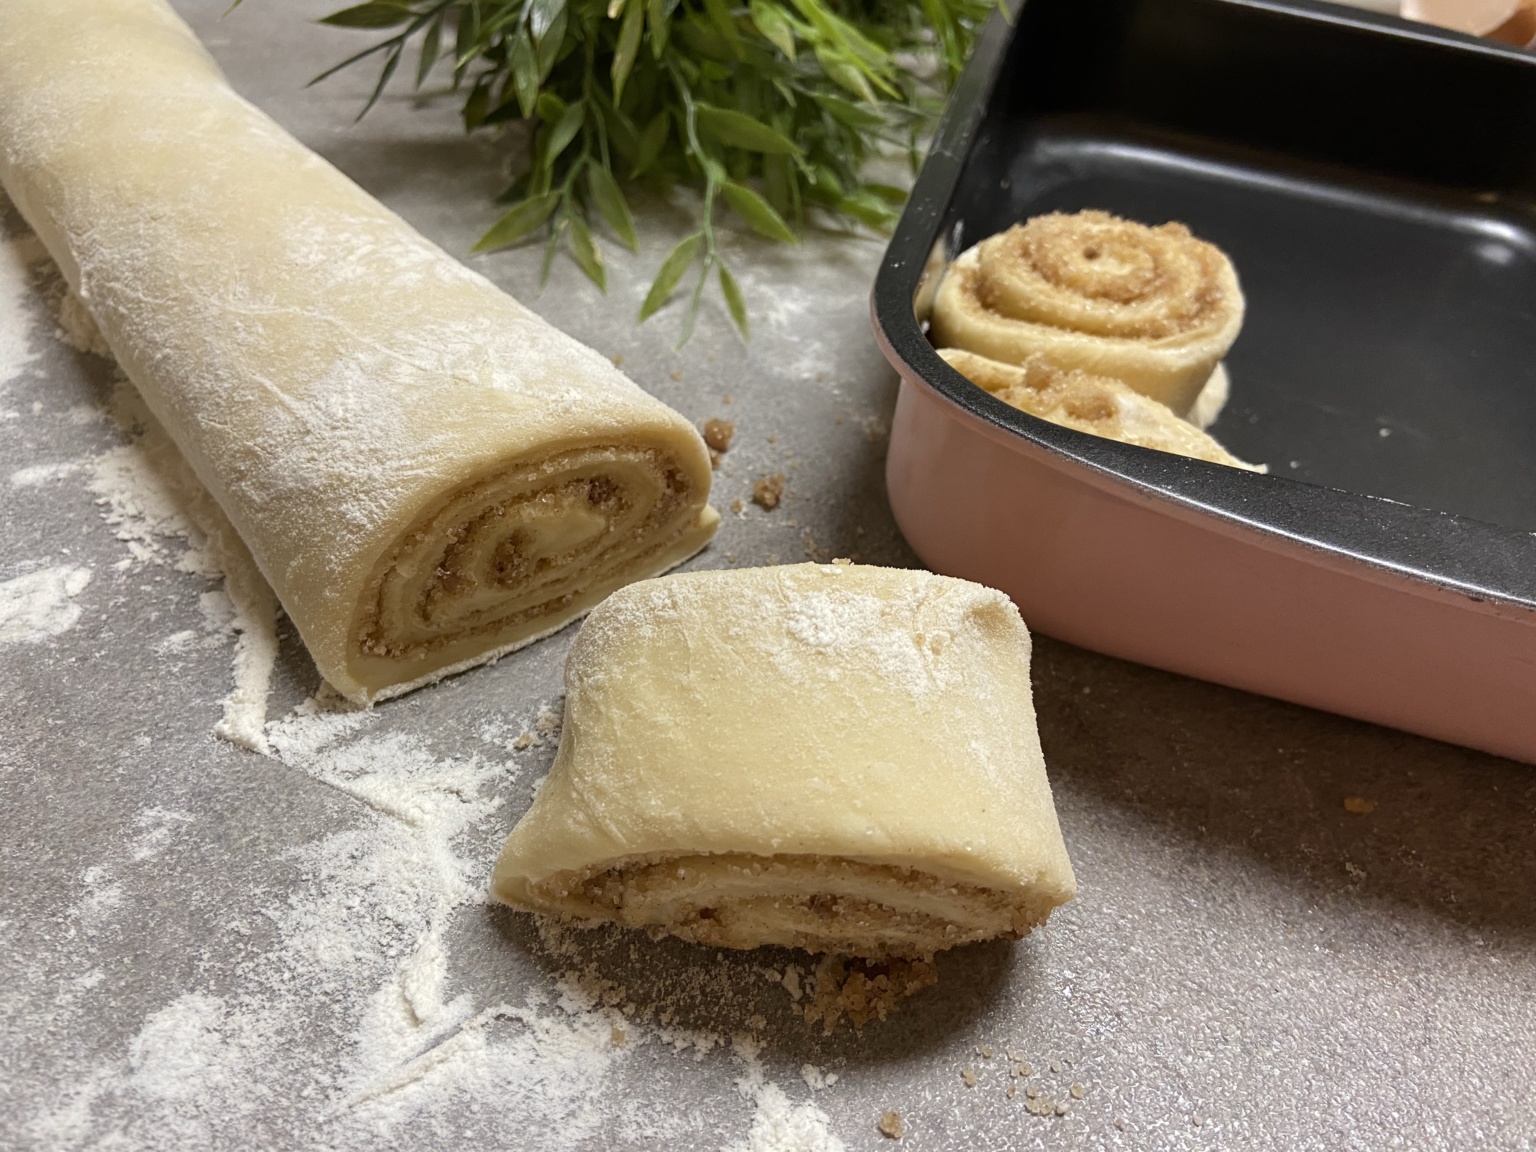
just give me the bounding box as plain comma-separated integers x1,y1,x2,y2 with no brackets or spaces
930,211,1244,417
493,563,1077,959
0,0,717,702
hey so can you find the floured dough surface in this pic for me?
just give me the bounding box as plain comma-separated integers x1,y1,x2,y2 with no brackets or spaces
493,563,1076,958
0,0,716,702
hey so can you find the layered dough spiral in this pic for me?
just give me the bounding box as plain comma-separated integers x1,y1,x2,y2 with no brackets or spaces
939,349,1263,471
0,0,717,701
931,211,1244,417
493,563,1077,959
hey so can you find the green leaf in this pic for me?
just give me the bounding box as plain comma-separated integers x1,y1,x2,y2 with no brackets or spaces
462,71,493,130
320,2,414,29
587,165,638,251
541,219,566,286
632,111,669,177
695,103,800,155
721,182,795,243
541,100,586,164
611,0,644,100
719,263,748,337
749,0,796,59
599,100,640,162
474,193,560,251
527,0,566,42
509,29,539,118
356,41,403,120
865,181,909,205
416,14,443,88
836,189,897,230
677,257,713,347
536,92,567,123
702,0,743,58
453,1,482,68
815,46,875,102
647,0,681,56
568,218,607,289
815,93,883,131
535,4,569,80
639,233,703,321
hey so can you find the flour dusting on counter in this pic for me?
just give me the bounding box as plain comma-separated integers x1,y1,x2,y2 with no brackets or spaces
0,563,93,644
27,692,836,1151
84,367,281,751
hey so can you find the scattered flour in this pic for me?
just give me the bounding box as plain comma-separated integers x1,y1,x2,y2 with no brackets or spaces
0,564,93,645
726,1038,846,1152
10,460,82,487
2,206,280,748
31,697,619,1148
85,373,281,752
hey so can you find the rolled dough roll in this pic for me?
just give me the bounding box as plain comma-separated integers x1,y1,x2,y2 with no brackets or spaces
939,349,1263,471
930,211,1244,417
0,0,717,702
493,563,1077,959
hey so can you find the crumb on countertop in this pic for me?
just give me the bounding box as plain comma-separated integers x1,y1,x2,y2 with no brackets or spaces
803,955,936,1034
703,418,736,453
1344,796,1376,814
753,473,785,510
877,1111,905,1140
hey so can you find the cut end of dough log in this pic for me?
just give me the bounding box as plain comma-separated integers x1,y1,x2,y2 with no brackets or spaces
349,448,719,702
498,852,1070,960
492,562,1077,959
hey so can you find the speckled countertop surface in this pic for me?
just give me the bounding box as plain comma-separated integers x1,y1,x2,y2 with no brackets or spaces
3,3,1534,1150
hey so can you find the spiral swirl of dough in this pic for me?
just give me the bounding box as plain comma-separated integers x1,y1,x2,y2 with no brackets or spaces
930,211,1244,416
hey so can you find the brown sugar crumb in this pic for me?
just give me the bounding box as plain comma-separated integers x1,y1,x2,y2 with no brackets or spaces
1007,1084,1018,1100
1070,1082,1085,1099
1344,796,1376,814
977,1044,994,1059
671,370,683,381
803,955,938,1034
1026,1096,1055,1116
610,1026,627,1047
730,499,744,515
877,1111,905,1140
752,473,785,510
611,354,624,367
961,1067,978,1087
1012,1063,1032,1078
703,418,736,453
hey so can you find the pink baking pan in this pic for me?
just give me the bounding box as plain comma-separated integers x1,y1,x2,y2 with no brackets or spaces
873,0,1536,762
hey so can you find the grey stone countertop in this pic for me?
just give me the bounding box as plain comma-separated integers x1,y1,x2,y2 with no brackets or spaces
2,3,1533,1150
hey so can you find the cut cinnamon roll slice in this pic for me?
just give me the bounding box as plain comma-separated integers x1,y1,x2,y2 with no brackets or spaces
492,563,1077,959
939,349,1264,471
931,210,1245,417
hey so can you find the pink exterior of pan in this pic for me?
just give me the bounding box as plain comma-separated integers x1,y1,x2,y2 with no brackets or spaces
877,358,1536,764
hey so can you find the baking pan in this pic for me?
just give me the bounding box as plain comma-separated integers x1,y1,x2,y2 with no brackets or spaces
872,0,1536,762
